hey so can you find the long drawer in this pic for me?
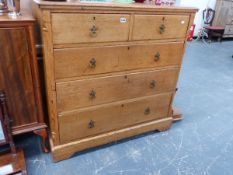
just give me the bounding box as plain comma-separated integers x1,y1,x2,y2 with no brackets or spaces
56,68,179,112
132,15,190,40
52,13,130,44
59,93,172,143
54,42,184,79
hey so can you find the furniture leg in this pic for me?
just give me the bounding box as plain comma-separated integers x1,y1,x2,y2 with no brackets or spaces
33,128,49,153
172,107,183,121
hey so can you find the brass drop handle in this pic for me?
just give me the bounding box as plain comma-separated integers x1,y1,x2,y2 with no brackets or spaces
159,24,166,34
89,58,96,68
144,107,151,115
89,90,96,99
154,52,160,61
88,120,95,128
90,25,98,37
150,80,156,89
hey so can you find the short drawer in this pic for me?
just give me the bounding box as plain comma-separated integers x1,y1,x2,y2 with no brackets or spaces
59,93,172,143
54,42,184,79
56,68,179,112
52,13,130,44
132,15,190,40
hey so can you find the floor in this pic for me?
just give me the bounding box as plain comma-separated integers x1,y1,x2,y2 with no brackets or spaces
9,41,233,174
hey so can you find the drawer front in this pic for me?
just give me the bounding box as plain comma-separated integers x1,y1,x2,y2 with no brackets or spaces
52,13,130,44
56,68,179,112
59,93,172,143
55,42,184,79
132,15,190,40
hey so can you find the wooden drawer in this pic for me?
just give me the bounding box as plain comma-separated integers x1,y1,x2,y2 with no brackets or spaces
52,13,130,44
59,93,172,143
132,15,190,40
56,68,179,112
54,42,184,79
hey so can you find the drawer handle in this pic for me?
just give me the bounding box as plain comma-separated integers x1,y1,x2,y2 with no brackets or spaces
90,25,98,37
159,24,166,34
144,107,151,115
154,52,160,61
150,80,156,89
89,58,96,68
88,120,95,128
89,90,96,99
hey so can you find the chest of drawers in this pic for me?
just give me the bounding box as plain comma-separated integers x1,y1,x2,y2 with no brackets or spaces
34,0,197,161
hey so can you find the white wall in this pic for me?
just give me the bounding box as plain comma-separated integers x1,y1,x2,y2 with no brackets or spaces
177,0,216,36
21,0,33,15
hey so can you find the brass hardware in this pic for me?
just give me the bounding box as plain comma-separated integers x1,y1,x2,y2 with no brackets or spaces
150,80,156,89
159,24,166,34
88,120,95,128
89,90,96,99
42,26,48,32
89,58,96,68
90,25,98,37
144,107,150,115
154,52,160,61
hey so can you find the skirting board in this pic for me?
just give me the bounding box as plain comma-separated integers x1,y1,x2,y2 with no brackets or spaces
51,117,173,162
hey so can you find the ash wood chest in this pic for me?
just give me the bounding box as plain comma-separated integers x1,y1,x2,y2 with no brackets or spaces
33,0,197,161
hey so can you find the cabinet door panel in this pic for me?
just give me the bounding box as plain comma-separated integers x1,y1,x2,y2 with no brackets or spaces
0,28,38,129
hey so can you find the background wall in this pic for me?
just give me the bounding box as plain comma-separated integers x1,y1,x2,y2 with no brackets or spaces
21,0,33,15
177,0,217,36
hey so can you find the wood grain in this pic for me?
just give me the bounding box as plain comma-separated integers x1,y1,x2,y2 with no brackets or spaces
34,0,197,161
52,13,130,44
0,21,46,135
39,9,60,145
0,28,38,129
132,14,190,40
59,93,172,143
56,68,179,112
34,0,198,13
53,117,172,161
54,41,184,79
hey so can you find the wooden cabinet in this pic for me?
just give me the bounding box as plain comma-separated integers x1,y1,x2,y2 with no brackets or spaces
213,0,233,37
34,0,197,161
0,13,47,141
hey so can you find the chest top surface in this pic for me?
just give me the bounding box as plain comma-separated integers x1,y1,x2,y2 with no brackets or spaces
0,12,34,23
34,0,198,13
